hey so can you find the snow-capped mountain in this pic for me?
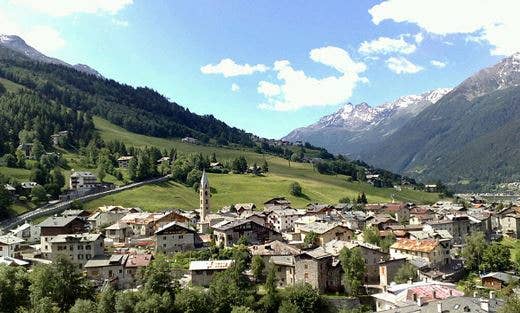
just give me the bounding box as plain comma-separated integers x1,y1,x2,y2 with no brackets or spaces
0,34,102,77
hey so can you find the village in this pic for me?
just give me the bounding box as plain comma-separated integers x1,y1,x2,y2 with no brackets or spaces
1,169,519,312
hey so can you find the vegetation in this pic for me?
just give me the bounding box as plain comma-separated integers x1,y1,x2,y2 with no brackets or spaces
394,263,419,283
339,247,366,296
462,232,512,273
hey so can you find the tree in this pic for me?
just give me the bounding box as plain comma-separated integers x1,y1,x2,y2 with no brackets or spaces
0,265,30,311
462,232,486,272
251,255,265,282
31,185,48,203
356,192,368,204
231,306,255,313
16,149,26,168
29,255,93,312
393,263,418,283
140,254,177,296
259,265,279,313
97,166,106,182
481,242,511,272
127,157,138,181
31,297,61,313
362,226,381,246
499,295,520,313
0,82,5,95
2,154,16,167
96,285,117,313
174,288,211,313
283,283,323,313
278,301,299,313
290,182,302,197
209,267,254,313
262,160,269,173
0,186,13,211
31,140,45,160
50,169,65,190
303,231,318,248
339,196,351,204
339,247,366,296
69,299,97,313
186,168,202,187
231,156,248,174
115,291,138,313
133,292,173,313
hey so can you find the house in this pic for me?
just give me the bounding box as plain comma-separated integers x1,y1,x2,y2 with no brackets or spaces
157,156,171,165
264,197,291,209
0,234,24,258
481,272,520,290
249,240,301,264
189,260,234,286
0,256,30,267
365,203,410,223
17,143,33,158
69,171,98,190
294,248,342,293
424,184,438,192
38,216,88,258
366,215,399,230
10,222,40,243
500,213,520,239
390,239,450,269
84,254,127,288
379,258,407,287
305,204,335,217
88,206,142,230
323,240,388,284
122,254,153,288
62,209,91,219
377,294,503,313
296,222,353,246
105,222,130,243
212,220,282,247
50,131,68,146
48,233,105,267
210,162,223,170
371,280,464,312
181,137,198,144
117,156,134,168
20,182,39,195
266,208,304,232
269,255,296,288
154,222,201,253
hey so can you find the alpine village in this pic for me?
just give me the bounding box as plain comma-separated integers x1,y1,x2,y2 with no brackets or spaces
1,2,520,313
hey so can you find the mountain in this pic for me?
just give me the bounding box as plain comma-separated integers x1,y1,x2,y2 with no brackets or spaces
283,88,451,156
356,53,520,190
0,34,102,77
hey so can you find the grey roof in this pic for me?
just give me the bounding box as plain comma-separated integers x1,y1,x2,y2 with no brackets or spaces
270,255,295,267
379,296,504,313
37,216,82,228
155,221,196,235
481,272,520,284
84,254,127,268
213,219,267,231
189,260,233,271
50,233,103,243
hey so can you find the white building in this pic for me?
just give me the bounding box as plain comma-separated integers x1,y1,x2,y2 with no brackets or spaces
0,234,24,258
10,222,40,243
267,208,304,232
69,171,98,190
49,233,104,268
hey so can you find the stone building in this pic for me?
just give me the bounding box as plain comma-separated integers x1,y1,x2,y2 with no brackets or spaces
213,219,282,247
154,222,201,253
189,260,234,286
48,233,105,268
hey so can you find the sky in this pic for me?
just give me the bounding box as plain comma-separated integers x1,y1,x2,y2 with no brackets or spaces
1,0,519,139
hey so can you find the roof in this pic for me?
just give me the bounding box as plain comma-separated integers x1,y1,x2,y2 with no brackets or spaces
213,219,269,232
0,234,24,245
154,221,196,235
50,233,103,243
264,197,291,205
298,222,349,235
20,182,38,189
37,216,83,228
105,222,127,230
323,239,383,256
391,239,439,253
249,240,301,256
117,156,133,161
124,254,153,268
84,254,127,268
301,247,331,259
189,260,234,271
481,272,520,284
62,209,87,217
270,255,295,267
200,170,208,188
0,256,29,266
70,171,96,178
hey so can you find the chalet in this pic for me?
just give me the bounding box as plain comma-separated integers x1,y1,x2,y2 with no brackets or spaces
500,213,520,239
154,222,202,253
305,203,335,217
264,197,291,209
266,208,304,232
323,239,388,283
62,209,90,219
123,254,153,288
296,222,353,246
69,171,98,190
390,239,450,268
212,220,282,247
88,205,142,230
181,137,198,144
10,222,40,243
117,156,134,168
425,184,438,192
249,240,301,260
481,272,520,290
365,203,410,223
38,216,88,258
0,234,24,258
294,248,343,293
48,233,105,268
50,131,68,146
105,222,129,243
189,260,234,286
85,254,127,288
365,215,399,230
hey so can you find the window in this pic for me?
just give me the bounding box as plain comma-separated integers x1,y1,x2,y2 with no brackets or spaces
78,245,83,250
304,264,308,269
179,235,183,239
304,273,308,279
85,245,91,250
163,236,167,240
78,254,83,259
86,254,91,260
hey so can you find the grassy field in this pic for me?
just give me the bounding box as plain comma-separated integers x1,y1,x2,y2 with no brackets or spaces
0,77,24,92
84,117,442,212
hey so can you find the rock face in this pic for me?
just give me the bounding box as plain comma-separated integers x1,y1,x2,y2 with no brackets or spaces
0,34,102,77
284,53,520,189
283,88,451,157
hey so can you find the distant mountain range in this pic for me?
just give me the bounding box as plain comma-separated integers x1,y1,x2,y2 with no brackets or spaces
0,34,101,77
284,53,520,190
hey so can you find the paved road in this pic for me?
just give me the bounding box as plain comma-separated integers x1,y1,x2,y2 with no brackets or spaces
0,175,171,231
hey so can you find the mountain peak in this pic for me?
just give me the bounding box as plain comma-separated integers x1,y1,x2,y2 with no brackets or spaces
0,34,102,77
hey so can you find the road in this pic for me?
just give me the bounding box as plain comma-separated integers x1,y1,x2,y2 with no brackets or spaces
0,175,171,232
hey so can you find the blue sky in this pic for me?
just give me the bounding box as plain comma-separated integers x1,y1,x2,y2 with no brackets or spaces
1,0,518,138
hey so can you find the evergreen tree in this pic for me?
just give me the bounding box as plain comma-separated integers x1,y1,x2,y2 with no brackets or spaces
339,247,366,296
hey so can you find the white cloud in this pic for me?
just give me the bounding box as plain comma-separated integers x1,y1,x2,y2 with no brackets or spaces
430,60,447,68
201,58,268,77
24,25,66,54
231,83,240,92
258,46,367,111
112,18,129,27
386,56,423,74
359,35,416,55
414,33,424,44
9,0,133,17
0,11,65,54
369,0,520,55
257,81,281,97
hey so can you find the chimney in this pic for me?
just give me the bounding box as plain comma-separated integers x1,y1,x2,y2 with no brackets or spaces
417,296,423,307
473,291,479,298
432,290,437,299
489,291,496,299
437,302,443,313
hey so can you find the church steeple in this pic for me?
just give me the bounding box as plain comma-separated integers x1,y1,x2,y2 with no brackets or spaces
199,170,210,222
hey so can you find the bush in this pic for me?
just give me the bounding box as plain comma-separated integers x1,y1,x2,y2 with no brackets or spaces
289,182,302,197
